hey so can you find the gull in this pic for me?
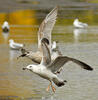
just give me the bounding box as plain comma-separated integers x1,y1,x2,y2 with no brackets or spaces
73,18,88,28
9,39,24,50
17,7,58,63
22,39,93,92
52,41,57,50
51,41,62,61
2,21,10,32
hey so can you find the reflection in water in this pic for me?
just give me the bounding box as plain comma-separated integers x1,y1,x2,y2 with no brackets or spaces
9,50,20,61
42,96,56,100
73,28,87,43
2,32,9,43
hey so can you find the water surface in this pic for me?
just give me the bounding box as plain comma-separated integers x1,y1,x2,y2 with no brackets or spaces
0,1,98,100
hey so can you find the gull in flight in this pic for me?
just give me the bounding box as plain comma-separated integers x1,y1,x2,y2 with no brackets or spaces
23,39,93,92
9,39,24,50
73,18,88,28
17,7,59,63
2,21,10,32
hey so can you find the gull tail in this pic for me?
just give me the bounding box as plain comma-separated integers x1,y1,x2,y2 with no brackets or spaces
52,78,67,87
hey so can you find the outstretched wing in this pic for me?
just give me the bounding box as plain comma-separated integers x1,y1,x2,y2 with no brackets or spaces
48,56,93,73
38,7,58,51
40,38,51,66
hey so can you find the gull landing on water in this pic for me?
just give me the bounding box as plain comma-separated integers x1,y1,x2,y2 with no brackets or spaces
17,7,59,63
9,39,24,50
2,21,10,32
73,18,88,28
23,39,93,93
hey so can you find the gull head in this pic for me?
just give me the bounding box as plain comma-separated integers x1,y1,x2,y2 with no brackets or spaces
9,39,14,43
3,21,9,25
22,64,36,72
74,18,79,22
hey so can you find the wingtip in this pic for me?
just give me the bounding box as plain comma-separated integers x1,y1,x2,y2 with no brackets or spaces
87,67,93,71
84,65,93,71
55,6,59,12
52,6,59,13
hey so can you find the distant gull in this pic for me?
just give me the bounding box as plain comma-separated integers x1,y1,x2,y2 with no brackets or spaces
73,18,88,28
2,21,10,32
23,39,93,92
52,41,57,50
9,39,24,50
17,7,58,63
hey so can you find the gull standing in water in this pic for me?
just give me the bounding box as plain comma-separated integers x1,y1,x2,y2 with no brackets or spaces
23,39,93,92
2,21,10,32
17,7,58,63
9,39,24,50
52,41,57,50
73,18,88,28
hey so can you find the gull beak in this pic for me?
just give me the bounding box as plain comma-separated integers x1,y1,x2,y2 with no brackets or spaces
22,67,27,70
17,54,27,60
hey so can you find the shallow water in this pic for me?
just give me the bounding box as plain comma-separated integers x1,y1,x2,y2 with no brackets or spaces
0,0,98,100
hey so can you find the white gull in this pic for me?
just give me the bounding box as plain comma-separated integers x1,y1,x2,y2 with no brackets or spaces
2,21,10,32
22,39,93,92
9,39,24,50
73,18,88,28
52,41,57,50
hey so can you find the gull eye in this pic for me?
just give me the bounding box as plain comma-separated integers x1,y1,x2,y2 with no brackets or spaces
29,66,32,68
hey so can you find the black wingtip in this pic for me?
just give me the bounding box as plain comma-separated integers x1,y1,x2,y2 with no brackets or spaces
70,58,94,71
64,80,67,82
85,66,93,71
82,62,93,71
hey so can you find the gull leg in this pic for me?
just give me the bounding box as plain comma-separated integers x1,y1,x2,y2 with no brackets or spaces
50,81,56,93
46,82,51,92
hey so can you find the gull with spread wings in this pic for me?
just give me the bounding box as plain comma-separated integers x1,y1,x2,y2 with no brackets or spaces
17,7,59,63
23,39,93,92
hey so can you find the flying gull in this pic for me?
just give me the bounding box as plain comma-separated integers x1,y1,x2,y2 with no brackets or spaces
22,39,93,92
17,7,58,63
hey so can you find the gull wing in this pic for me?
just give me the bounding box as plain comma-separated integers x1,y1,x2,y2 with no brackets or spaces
48,56,93,73
40,38,51,66
38,7,58,51
78,22,88,27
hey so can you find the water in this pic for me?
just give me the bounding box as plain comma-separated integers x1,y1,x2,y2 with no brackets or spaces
0,0,98,100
